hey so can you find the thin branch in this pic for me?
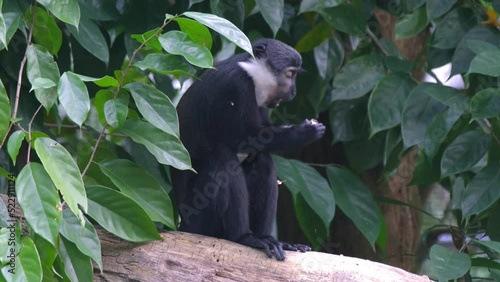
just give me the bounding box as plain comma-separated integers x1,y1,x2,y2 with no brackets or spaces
366,26,389,56
0,3,37,149
82,17,176,177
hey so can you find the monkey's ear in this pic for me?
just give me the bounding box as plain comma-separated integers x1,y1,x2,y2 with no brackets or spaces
253,43,267,58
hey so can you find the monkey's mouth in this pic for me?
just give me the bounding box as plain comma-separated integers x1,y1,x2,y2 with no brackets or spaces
270,98,283,108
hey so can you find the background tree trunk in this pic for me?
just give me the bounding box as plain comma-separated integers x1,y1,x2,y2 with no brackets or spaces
278,9,427,272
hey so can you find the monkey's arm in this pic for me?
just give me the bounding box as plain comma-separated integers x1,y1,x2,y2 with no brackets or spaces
238,120,326,154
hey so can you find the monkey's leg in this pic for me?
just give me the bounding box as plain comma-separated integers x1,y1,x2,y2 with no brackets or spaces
244,153,312,256
179,146,281,259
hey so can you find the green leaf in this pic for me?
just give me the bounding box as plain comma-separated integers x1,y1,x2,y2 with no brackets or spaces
428,245,471,281
7,131,25,165
130,28,162,51
174,17,213,49
329,97,368,143
467,39,499,55
98,159,176,229
426,84,469,113
451,25,500,75
431,8,476,50
462,163,500,217
299,0,344,13
318,3,366,37
468,50,500,77
58,236,92,282
0,0,7,49
134,53,195,77
294,194,328,249
59,210,102,271
57,72,90,126
104,98,128,129
16,163,62,246
327,167,380,248
73,74,119,87
487,204,500,241
383,56,415,73
159,30,213,69
331,54,385,101
273,155,335,233
255,0,284,36
344,133,385,172
38,0,80,28
120,119,192,170
93,89,114,126
473,239,500,254
427,0,457,19
1,237,42,282
471,88,500,120
395,7,428,39
34,137,87,223
0,5,21,51
368,73,416,135
86,185,162,242
313,35,344,80
0,200,7,227
26,44,60,110
401,83,446,147
125,82,179,136
67,17,109,64
441,130,490,177
0,79,10,143
296,21,332,53
25,7,62,55
183,11,253,56
423,108,462,162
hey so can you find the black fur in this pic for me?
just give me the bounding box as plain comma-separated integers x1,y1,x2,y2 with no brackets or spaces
171,39,325,260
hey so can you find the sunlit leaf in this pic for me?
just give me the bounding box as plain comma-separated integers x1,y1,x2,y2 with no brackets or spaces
159,30,213,68
174,17,212,49
34,137,87,224
183,11,253,56
38,0,80,28
120,119,192,170
57,72,90,126
25,7,62,55
16,163,62,247
125,82,179,136
26,44,60,110
104,98,128,129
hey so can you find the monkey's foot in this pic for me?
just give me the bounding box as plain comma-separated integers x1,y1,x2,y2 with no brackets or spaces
237,234,286,261
281,242,312,252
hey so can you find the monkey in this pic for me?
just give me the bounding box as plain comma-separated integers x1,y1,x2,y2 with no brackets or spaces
171,38,326,260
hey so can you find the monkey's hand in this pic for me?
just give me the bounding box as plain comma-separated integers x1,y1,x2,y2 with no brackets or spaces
298,119,326,143
238,234,286,261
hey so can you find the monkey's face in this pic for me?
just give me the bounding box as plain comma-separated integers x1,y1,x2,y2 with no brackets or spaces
269,66,300,108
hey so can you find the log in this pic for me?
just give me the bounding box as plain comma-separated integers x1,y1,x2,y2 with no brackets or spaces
0,194,429,281
95,229,430,282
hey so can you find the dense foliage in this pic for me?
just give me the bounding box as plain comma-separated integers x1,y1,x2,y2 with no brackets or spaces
0,0,499,281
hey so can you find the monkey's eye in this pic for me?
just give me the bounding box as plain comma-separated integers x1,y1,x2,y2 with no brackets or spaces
285,70,295,79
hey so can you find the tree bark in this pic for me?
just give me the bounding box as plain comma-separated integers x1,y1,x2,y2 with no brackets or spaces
1,194,429,281
94,228,430,282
